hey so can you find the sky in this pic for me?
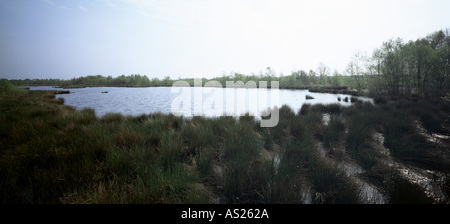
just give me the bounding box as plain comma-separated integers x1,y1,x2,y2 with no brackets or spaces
0,0,449,80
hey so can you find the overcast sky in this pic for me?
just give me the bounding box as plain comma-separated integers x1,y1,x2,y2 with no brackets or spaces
0,0,449,80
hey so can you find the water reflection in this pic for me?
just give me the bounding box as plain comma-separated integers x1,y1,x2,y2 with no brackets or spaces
25,86,373,118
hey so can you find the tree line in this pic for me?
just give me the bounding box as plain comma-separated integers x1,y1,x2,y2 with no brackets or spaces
9,28,450,97
363,29,450,97
9,74,175,88
8,68,362,91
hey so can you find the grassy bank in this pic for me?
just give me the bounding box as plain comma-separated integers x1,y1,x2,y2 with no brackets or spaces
1,81,449,204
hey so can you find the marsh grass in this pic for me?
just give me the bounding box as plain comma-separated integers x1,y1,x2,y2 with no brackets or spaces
0,79,27,97
322,115,345,150
221,122,267,203
286,107,362,204
377,98,450,171
309,162,361,204
345,112,377,170
413,98,450,135
1,81,449,204
0,85,205,203
383,170,435,204
257,106,292,151
341,101,387,172
181,120,217,153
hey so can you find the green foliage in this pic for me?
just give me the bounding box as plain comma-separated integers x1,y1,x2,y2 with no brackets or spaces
369,29,450,97
8,69,351,90
0,79,26,96
9,74,169,88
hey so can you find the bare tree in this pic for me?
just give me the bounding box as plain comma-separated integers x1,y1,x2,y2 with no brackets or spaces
317,63,329,86
346,51,367,91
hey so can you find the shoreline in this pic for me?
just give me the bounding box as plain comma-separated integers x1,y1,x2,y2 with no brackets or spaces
1,85,449,204
22,83,366,97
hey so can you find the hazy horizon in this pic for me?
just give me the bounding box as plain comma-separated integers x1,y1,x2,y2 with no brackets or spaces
1,0,449,80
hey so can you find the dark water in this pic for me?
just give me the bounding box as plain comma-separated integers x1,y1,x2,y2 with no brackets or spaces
25,86,372,118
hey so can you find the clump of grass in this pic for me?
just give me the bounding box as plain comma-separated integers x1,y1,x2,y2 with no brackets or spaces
239,113,257,126
181,121,217,160
158,134,185,172
374,96,388,104
259,105,295,147
76,108,97,124
383,170,435,204
272,125,312,203
129,113,149,123
310,103,342,114
350,97,361,103
56,97,65,105
413,98,448,135
115,128,144,149
278,104,296,120
322,115,345,149
309,163,361,204
283,109,361,204
306,95,314,100
223,123,260,164
101,113,125,123
299,103,311,115
299,107,324,139
382,107,443,170
289,114,306,138
344,106,378,170
197,146,216,178
325,104,343,114
222,123,265,203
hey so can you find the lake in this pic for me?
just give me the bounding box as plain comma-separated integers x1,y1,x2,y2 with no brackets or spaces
25,86,373,118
